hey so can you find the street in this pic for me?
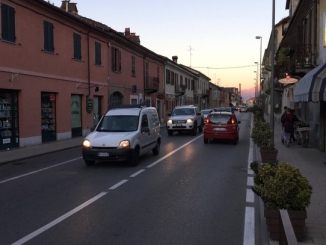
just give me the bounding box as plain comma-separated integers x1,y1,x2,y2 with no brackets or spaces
0,112,260,245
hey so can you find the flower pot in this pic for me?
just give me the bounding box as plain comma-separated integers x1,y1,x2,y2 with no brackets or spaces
264,209,307,241
260,148,278,163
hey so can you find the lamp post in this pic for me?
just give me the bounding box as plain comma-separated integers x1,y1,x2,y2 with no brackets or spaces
256,36,262,96
270,0,275,146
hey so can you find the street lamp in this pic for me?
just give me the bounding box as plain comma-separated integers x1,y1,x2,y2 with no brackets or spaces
270,0,275,146
256,36,262,96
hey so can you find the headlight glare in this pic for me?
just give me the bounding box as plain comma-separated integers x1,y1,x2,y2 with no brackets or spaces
118,140,130,149
83,140,91,148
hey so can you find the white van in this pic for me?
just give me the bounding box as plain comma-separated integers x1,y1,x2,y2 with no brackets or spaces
82,105,161,166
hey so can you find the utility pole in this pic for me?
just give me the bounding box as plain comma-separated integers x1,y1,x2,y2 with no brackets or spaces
187,46,194,67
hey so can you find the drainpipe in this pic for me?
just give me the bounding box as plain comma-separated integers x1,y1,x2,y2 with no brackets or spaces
87,29,91,97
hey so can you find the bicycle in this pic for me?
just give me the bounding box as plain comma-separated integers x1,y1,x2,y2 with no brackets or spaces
295,126,310,148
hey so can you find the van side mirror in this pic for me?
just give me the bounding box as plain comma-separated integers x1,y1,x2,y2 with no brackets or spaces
90,127,95,132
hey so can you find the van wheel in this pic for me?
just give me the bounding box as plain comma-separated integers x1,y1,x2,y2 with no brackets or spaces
129,148,140,166
152,140,160,155
85,160,95,166
192,123,197,136
167,130,173,136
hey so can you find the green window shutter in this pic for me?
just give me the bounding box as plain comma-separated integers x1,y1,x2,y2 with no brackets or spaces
111,47,115,71
73,33,81,60
43,21,54,53
1,3,16,42
95,42,101,65
118,50,121,72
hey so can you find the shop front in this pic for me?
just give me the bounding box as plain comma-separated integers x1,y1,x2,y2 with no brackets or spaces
41,92,57,143
0,90,19,150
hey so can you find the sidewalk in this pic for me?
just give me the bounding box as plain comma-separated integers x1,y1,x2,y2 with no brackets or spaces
259,114,326,245
0,136,84,165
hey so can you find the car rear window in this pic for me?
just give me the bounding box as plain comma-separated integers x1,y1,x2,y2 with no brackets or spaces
209,114,231,124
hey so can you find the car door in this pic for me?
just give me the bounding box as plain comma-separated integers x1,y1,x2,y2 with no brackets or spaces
139,113,155,154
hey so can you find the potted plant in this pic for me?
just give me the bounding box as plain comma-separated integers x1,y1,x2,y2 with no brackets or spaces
251,119,278,163
250,161,312,241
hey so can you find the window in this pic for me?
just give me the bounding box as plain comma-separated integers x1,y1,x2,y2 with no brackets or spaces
112,47,121,72
73,33,81,60
145,62,149,80
157,66,159,81
166,69,170,84
43,21,54,53
95,42,101,65
132,56,136,76
171,71,175,85
1,3,15,42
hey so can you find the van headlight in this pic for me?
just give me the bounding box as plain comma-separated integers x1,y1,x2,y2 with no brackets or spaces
167,119,172,124
83,140,91,148
118,140,130,149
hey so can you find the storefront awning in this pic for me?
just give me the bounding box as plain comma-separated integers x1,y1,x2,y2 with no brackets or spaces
293,63,326,102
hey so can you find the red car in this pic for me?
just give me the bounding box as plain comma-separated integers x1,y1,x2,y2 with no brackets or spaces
203,112,241,145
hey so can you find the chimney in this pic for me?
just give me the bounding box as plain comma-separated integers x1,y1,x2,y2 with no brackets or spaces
125,28,130,37
172,56,178,63
60,1,78,15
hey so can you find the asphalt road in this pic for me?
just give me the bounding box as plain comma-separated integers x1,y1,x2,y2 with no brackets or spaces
0,112,260,245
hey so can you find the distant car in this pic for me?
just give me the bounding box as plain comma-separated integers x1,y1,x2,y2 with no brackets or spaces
82,105,161,166
203,111,241,145
213,107,233,113
239,106,248,113
200,109,213,122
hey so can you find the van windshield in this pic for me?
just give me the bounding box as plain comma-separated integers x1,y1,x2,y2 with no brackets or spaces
97,115,139,132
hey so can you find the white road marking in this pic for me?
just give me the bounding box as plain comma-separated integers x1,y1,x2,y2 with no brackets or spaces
246,188,254,203
243,207,255,245
146,135,202,168
11,192,107,245
130,169,145,177
247,176,254,186
109,179,128,190
243,113,255,245
0,157,82,184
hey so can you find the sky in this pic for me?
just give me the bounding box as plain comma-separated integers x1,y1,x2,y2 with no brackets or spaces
50,0,289,100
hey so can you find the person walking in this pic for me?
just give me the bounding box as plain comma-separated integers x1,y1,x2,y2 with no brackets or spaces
281,108,299,147
281,106,287,144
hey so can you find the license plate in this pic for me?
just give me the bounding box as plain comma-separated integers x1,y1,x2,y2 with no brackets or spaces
214,128,225,131
176,124,182,127
98,152,109,157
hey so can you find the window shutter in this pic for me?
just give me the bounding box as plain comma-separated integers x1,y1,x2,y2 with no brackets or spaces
1,4,16,42
111,47,115,71
118,50,121,72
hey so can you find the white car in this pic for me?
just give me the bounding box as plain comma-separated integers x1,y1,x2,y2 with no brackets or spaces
82,105,161,166
200,109,213,122
239,106,248,113
166,105,204,136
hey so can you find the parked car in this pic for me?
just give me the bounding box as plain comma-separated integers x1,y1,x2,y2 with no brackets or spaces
239,106,248,113
82,105,161,166
166,105,204,136
203,111,241,144
200,109,213,122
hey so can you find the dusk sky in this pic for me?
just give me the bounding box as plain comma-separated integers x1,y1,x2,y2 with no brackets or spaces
51,0,289,100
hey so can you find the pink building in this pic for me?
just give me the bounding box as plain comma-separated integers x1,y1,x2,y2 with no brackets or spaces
0,0,164,150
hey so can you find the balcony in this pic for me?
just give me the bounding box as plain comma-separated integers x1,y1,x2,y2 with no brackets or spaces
202,89,210,98
292,44,316,72
175,84,186,96
144,76,159,94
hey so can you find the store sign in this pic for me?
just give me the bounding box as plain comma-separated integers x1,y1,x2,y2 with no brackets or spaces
86,98,93,113
3,138,10,144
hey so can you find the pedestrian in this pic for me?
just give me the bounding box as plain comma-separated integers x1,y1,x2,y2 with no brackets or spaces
281,108,299,147
290,109,297,143
281,106,287,144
